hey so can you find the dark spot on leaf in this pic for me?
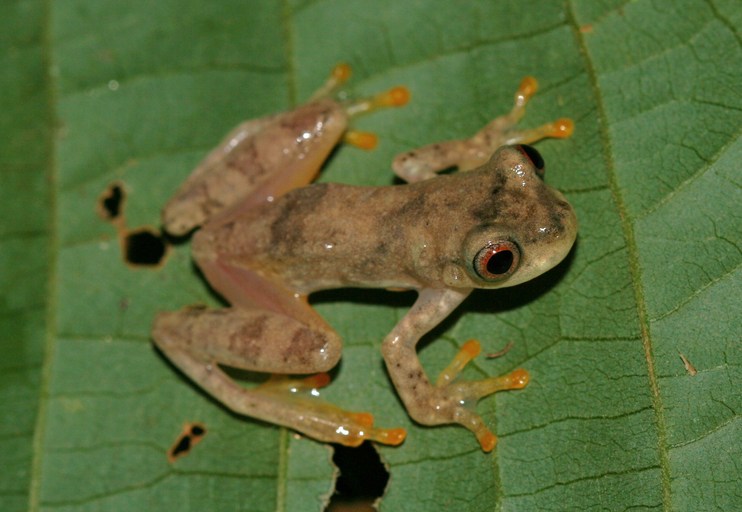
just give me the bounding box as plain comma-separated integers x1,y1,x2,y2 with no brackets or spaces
329,442,389,510
189,424,206,437
97,181,172,268
124,228,168,266
97,182,125,221
169,433,191,458
167,422,207,463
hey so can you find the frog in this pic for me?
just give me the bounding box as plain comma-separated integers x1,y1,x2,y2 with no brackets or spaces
152,69,576,452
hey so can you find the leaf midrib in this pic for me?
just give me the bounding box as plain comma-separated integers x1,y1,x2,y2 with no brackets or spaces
565,2,672,510
28,0,61,511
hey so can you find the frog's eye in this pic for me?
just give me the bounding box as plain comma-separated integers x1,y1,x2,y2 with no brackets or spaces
473,241,520,281
517,144,545,178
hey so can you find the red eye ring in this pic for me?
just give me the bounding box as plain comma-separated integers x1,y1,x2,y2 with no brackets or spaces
473,241,520,281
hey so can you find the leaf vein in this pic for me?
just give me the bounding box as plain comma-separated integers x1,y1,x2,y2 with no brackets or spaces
668,415,739,449
502,405,655,438
636,124,742,221
651,262,741,322
505,464,661,499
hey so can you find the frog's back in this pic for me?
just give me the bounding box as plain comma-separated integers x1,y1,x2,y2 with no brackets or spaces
193,181,417,292
193,153,574,294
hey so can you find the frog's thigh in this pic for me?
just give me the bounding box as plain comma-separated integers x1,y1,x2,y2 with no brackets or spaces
185,247,342,371
192,243,327,328
153,306,341,374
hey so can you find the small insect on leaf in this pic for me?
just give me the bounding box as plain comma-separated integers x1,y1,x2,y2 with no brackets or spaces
678,353,698,376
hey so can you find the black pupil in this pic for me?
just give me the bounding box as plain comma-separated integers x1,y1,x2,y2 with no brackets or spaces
487,249,513,275
519,144,545,173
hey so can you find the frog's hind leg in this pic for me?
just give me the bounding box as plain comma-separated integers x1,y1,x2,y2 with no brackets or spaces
392,76,572,182
164,64,408,237
163,63,354,236
313,63,410,151
154,305,339,374
153,305,406,447
154,250,407,447
161,114,281,236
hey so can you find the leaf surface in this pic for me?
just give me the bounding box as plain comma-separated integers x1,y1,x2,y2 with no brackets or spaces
2,0,739,511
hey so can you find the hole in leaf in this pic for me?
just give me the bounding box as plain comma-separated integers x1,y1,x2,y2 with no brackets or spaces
327,442,389,511
167,422,207,463
124,228,168,266
97,181,172,267
97,182,125,220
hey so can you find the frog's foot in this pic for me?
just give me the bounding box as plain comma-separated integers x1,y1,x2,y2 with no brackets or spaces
249,372,406,446
310,62,410,117
433,340,529,452
158,343,407,447
256,381,408,447
485,76,574,146
341,84,410,152
392,76,572,182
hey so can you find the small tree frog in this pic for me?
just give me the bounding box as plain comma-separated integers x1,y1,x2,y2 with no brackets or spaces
153,69,576,452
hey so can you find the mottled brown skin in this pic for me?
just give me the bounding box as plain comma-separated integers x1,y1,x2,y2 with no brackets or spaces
193,146,575,294
152,74,576,451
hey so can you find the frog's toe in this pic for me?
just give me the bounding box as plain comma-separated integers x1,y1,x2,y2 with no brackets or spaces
350,412,406,447
436,339,481,386
476,429,498,452
505,118,574,146
344,130,378,150
330,411,406,447
370,427,407,446
455,367,530,400
258,372,332,393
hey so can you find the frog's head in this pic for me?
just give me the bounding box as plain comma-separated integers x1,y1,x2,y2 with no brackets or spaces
449,145,577,289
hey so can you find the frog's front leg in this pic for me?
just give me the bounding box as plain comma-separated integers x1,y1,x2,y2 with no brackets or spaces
392,76,573,182
382,288,528,452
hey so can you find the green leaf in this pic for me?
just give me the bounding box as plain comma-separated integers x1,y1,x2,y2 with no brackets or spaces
2,0,739,511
